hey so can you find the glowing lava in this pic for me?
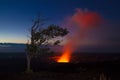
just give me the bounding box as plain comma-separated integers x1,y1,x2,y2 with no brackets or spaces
57,49,71,63
56,8,103,63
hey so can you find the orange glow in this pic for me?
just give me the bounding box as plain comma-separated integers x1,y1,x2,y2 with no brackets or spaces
56,8,103,63
57,49,71,63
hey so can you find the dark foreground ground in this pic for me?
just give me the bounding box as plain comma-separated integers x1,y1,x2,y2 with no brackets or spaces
0,52,120,80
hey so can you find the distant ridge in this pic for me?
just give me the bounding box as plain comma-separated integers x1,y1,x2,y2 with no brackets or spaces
0,43,25,46
0,43,26,53
0,42,25,45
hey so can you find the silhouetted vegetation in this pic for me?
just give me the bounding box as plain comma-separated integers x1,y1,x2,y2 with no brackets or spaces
26,16,69,73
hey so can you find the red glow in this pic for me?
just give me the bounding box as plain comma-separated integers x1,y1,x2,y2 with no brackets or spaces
72,8,102,28
56,8,103,63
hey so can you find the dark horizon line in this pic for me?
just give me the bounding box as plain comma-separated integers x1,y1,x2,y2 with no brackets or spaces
0,42,26,44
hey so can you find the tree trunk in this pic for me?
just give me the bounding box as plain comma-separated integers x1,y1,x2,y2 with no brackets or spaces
26,53,33,73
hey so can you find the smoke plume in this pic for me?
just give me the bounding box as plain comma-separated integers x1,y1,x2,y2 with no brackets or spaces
66,8,102,47
57,8,103,62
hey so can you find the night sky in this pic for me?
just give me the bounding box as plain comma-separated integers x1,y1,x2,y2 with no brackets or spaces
0,0,120,48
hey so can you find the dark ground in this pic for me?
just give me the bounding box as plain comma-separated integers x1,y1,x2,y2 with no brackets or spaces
0,52,120,80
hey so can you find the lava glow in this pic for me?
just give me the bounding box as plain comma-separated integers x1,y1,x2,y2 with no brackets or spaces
57,49,71,63
56,8,103,63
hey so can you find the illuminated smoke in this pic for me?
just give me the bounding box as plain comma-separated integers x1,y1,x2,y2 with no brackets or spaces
57,8,103,63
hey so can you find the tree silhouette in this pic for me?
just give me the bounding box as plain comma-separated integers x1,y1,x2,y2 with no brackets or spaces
26,17,69,73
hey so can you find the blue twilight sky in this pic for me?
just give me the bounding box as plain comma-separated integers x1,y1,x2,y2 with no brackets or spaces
0,0,120,45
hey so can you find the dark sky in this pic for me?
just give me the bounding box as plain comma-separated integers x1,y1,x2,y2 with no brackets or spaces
0,0,120,48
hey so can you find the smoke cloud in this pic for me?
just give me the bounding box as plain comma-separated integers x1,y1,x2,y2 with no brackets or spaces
73,8,102,28
57,8,104,62
62,8,103,57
